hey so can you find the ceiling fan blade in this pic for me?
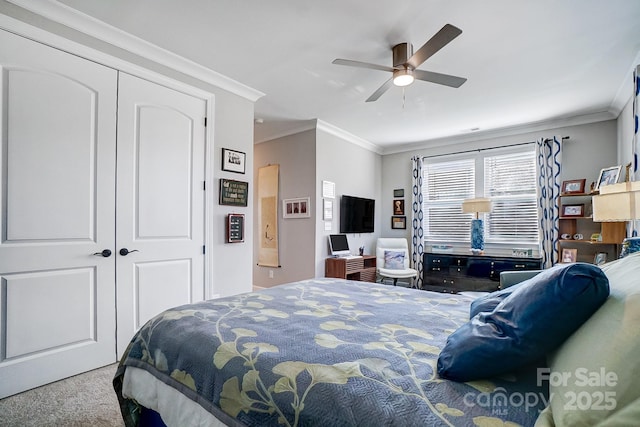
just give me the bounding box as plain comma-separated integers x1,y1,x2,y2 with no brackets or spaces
407,24,462,69
413,69,467,88
366,78,394,102
332,58,395,73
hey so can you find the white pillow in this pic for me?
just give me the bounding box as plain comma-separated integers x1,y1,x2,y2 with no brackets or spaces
537,252,640,426
383,250,405,270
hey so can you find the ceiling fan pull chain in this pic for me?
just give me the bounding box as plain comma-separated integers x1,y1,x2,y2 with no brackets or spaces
403,88,406,109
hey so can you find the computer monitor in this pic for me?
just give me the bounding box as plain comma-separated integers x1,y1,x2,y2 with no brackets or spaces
328,234,351,257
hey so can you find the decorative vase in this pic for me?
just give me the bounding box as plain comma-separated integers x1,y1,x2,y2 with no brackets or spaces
470,219,484,254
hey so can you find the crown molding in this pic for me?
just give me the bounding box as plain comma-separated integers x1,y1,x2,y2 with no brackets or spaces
610,50,640,114
4,0,264,102
316,120,382,155
383,111,617,155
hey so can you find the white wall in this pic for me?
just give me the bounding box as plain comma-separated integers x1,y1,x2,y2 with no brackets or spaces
253,130,317,288
315,128,382,277
381,119,619,255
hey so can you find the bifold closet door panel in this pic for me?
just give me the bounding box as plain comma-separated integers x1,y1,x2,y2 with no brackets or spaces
0,29,118,398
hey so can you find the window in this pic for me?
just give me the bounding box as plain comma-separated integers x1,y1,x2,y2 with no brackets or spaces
424,158,475,241
423,148,539,244
484,151,539,242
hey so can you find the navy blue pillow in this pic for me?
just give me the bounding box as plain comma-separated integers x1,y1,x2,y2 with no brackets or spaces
438,263,609,382
469,280,526,318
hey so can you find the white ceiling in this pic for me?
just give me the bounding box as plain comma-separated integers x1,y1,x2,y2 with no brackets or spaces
56,0,640,152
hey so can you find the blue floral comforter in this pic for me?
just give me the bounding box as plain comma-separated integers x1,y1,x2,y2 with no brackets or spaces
114,278,547,426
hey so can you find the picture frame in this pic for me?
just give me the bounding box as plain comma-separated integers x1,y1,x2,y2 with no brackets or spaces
226,213,245,243
221,148,246,174
393,189,404,198
283,197,310,219
595,165,622,191
561,204,584,217
561,179,586,194
219,178,248,206
561,248,577,263
393,199,405,215
391,216,406,229
594,252,607,266
323,199,333,220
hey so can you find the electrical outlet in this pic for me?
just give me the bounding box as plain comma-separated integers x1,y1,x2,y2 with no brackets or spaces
269,270,274,279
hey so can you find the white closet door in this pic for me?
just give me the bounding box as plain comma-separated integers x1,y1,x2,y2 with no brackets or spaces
115,73,207,356
0,30,118,398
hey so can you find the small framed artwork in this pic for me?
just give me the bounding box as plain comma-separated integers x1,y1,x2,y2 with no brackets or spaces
393,189,404,198
595,165,622,190
283,197,310,219
561,248,577,263
393,199,405,215
391,216,406,229
219,179,248,206
561,179,586,194
221,148,246,174
323,199,333,220
561,204,584,217
226,213,245,243
594,252,607,265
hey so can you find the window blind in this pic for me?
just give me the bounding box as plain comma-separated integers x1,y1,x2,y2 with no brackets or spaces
424,159,475,241
484,151,539,243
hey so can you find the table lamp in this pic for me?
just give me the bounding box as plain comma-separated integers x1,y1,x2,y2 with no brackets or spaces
592,181,640,257
462,197,492,254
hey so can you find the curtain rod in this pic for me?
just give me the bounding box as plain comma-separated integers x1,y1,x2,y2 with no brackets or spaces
423,135,570,159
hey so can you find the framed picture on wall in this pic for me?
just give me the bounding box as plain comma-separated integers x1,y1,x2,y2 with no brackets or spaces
393,199,404,215
391,216,406,229
221,148,246,174
283,197,310,219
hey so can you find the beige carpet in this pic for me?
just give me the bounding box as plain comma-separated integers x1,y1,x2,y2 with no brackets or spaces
0,363,124,427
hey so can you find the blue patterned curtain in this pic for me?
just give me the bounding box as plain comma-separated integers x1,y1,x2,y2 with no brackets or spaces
411,156,424,289
632,65,639,236
536,137,562,268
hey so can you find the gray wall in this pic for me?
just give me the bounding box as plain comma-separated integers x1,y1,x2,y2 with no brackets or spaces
315,128,382,278
253,130,317,288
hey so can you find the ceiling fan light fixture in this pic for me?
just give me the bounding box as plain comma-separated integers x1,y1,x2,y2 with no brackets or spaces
393,68,414,87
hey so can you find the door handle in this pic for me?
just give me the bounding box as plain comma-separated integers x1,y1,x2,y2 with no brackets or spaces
93,249,112,257
119,248,139,256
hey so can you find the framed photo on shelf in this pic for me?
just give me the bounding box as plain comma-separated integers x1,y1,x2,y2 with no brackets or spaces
561,179,586,194
595,165,622,190
283,197,310,219
221,148,246,174
393,199,405,215
562,204,584,217
594,252,607,266
391,216,406,229
561,248,577,263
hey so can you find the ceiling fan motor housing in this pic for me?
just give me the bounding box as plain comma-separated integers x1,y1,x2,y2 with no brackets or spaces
392,42,413,68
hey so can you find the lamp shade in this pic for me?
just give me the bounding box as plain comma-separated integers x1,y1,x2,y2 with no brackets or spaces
462,198,492,214
592,181,640,222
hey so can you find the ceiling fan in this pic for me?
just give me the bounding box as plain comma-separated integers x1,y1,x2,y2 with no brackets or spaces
332,24,467,102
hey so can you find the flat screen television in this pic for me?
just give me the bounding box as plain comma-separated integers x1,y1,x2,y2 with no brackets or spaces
340,195,375,233
328,234,350,257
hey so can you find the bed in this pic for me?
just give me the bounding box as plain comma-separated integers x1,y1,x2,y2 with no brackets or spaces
114,278,549,426
114,252,640,426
